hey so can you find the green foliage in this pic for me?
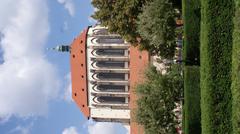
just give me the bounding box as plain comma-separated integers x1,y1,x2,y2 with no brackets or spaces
91,0,150,44
231,1,240,133
91,0,182,58
182,0,201,65
184,66,201,134
137,0,176,59
182,0,201,133
136,65,183,134
200,0,234,133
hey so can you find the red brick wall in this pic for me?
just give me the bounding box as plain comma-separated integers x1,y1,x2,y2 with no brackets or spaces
130,46,149,134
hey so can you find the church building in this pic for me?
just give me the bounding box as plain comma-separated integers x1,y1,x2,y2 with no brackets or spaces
69,25,149,134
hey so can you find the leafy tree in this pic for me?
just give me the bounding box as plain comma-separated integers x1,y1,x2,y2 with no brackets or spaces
137,0,177,59
136,65,183,134
91,0,180,59
91,0,151,44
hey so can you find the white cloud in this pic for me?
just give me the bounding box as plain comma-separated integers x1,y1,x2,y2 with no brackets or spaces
63,72,72,102
88,17,97,24
9,122,33,134
60,21,69,33
57,0,75,17
62,126,79,134
63,21,69,31
0,0,59,119
88,122,128,134
0,1,19,30
62,120,129,134
0,115,10,124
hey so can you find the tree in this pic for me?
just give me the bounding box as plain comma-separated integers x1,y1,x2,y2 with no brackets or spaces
91,0,151,44
137,0,177,59
136,65,183,134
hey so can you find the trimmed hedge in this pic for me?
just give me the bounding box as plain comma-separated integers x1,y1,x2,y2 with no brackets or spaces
232,1,240,133
184,66,201,134
182,0,201,133
200,0,234,133
183,0,201,66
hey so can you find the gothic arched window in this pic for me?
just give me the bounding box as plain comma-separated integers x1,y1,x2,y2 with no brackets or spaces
96,61,125,68
95,49,125,56
97,96,125,104
97,85,125,92
96,73,125,80
93,29,108,35
96,37,124,44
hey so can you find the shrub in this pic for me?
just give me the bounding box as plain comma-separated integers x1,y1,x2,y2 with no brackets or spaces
200,0,234,133
231,1,240,133
136,65,183,134
182,0,201,133
183,66,201,134
91,0,150,44
182,0,201,65
137,0,176,59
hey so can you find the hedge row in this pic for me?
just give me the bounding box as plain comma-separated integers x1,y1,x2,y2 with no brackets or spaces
200,0,234,133
183,0,201,66
232,1,240,133
182,0,201,133
183,66,201,134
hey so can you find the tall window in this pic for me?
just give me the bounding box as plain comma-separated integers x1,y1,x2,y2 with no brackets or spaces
96,61,125,68
96,37,124,44
93,29,108,35
97,73,125,80
97,85,125,92
97,96,125,104
96,49,125,56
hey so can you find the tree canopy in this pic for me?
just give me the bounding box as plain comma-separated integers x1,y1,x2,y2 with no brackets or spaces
137,0,177,59
136,65,183,134
91,0,179,59
91,0,150,44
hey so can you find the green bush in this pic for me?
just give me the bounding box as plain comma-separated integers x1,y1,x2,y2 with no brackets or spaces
91,0,150,44
231,1,240,133
200,0,234,133
182,0,201,65
136,65,183,134
182,0,201,133
183,66,201,134
137,0,176,59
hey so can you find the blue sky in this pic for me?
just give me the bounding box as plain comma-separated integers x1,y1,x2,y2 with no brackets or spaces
0,0,127,134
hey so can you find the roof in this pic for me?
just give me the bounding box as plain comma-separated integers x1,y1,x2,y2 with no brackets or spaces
70,27,90,118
